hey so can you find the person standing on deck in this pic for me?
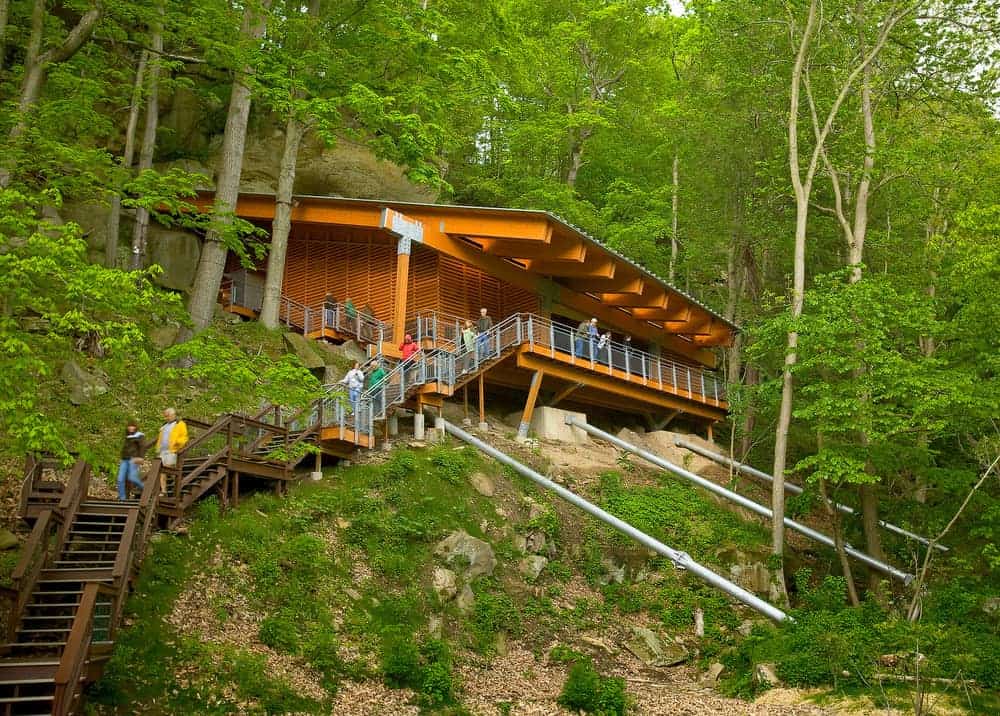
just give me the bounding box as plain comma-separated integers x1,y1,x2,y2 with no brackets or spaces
323,293,337,330
476,308,493,360
461,319,477,371
342,361,366,414
597,331,612,365
575,318,598,358
117,422,147,500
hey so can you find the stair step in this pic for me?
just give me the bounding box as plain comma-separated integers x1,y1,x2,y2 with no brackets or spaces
26,602,80,609
16,628,71,635
0,695,54,703
30,590,82,596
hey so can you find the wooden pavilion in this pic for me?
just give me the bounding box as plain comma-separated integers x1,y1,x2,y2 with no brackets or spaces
195,192,737,440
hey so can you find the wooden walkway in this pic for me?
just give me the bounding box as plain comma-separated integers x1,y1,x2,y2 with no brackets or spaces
0,403,327,715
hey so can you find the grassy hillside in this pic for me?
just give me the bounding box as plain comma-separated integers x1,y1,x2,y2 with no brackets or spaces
86,441,783,714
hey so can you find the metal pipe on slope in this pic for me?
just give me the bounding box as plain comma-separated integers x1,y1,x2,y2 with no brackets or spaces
673,438,948,553
567,418,914,585
441,420,790,623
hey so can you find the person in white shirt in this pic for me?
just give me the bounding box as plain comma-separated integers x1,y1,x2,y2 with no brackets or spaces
342,361,366,414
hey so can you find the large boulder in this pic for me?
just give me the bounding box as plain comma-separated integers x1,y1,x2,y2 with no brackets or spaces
623,626,688,667
282,333,325,370
235,129,437,201
431,567,458,602
146,225,202,292
59,201,112,262
329,339,367,365
717,545,775,596
149,324,181,350
61,361,108,405
518,555,548,582
469,472,496,497
434,530,496,579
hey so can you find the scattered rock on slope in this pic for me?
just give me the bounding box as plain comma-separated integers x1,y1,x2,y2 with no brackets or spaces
624,626,689,667
61,360,109,405
434,530,496,579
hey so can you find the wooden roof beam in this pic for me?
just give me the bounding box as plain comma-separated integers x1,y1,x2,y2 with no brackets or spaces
564,274,644,294
600,286,669,308
441,215,552,241
667,311,714,336
477,236,586,262
524,257,615,278
692,320,735,346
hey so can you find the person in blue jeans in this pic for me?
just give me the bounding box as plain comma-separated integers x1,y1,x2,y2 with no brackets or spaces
117,422,147,500
342,361,366,414
575,317,598,358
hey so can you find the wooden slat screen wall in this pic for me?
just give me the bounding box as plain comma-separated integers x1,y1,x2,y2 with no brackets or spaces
282,228,397,321
279,228,538,325
438,255,538,320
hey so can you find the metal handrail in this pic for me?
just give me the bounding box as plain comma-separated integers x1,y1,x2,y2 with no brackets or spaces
319,311,726,447
401,309,725,402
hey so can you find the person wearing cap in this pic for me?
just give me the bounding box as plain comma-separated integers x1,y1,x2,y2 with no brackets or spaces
476,307,493,360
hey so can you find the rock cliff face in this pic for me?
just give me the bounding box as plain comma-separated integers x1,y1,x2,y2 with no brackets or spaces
72,87,438,292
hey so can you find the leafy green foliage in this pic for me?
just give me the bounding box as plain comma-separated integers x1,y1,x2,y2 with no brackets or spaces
557,656,629,716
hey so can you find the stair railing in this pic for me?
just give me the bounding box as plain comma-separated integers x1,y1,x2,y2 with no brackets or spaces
52,582,102,715
7,508,60,643
53,461,90,554
324,313,526,444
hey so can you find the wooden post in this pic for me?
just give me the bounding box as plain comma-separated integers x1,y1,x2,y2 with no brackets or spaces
707,423,714,442
478,373,486,427
463,385,469,420
392,236,411,343
517,370,544,440
231,472,240,508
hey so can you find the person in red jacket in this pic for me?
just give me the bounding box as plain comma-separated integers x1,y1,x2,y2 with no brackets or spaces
400,334,419,360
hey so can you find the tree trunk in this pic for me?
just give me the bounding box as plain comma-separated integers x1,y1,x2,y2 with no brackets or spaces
106,51,148,268
771,0,820,605
670,153,679,283
2,1,102,187
130,15,163,271
0,0,10,72
258,0,319,328
818,475,860,606
9,2,101,142
187,1,271,331
566,129,590,187
259,115,305,328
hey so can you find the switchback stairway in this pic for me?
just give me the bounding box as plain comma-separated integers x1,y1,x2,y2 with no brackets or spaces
0,402,326,715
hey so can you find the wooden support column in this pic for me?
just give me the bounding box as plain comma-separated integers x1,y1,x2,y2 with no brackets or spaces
384,208,423,343
392,240,411,343
517,370,545,440
478,373,486,427
707,422,714,442
463,385,469,420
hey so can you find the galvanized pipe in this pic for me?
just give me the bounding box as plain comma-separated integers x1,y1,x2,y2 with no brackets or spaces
442,420,790,623
673,439,948,553
568,418,914,585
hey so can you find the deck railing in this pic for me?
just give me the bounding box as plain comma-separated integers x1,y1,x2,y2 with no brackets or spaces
517,313,725,402
317,312,725,446
220,277,389,346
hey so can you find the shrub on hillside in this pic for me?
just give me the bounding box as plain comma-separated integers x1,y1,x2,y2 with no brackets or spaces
557,656,628,715
383,449,418,482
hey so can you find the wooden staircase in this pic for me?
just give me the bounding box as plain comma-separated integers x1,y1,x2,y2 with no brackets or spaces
0,400,325,714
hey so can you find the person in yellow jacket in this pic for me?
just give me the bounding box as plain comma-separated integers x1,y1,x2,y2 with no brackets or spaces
156,407,188,467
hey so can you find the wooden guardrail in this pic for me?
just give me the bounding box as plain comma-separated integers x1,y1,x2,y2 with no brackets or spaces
52,582,105,715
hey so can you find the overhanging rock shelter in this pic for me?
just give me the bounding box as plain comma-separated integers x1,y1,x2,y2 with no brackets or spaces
196,192,737,452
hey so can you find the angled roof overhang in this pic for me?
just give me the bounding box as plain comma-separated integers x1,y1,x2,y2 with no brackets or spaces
193,191,738,367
